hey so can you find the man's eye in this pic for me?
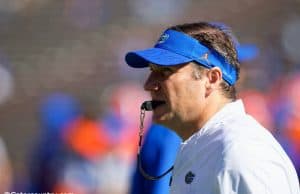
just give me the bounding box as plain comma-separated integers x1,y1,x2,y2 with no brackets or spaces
149,65,174,77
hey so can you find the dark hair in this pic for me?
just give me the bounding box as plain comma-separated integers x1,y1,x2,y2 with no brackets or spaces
168,22,240,100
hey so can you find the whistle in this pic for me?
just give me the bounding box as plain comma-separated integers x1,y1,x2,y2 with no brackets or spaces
141,101,164,111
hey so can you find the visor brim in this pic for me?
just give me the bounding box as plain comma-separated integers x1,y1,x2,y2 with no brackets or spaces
125,48,192,68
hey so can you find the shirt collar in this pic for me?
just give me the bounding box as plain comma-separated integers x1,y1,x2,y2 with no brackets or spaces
184,99,245,144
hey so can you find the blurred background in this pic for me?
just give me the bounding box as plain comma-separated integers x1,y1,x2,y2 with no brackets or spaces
0,0,299,193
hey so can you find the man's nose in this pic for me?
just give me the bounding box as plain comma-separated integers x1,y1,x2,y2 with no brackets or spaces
144,73,160,92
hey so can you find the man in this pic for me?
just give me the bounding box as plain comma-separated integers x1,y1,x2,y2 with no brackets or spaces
125,22,300,193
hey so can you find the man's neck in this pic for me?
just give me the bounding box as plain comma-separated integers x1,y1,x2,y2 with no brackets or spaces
180,96,232,141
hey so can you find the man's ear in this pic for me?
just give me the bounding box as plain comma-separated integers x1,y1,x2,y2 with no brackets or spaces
205,67,222,96
207,67,222,87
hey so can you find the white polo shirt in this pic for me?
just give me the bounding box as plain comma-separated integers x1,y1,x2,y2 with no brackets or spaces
170,100,300,194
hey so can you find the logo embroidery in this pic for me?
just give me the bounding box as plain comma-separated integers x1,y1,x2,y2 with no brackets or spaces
185,171,195,184
157,33,169,44
200,52,209,60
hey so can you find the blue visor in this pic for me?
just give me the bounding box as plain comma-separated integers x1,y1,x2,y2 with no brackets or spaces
236,44,259,62
125,29,237,85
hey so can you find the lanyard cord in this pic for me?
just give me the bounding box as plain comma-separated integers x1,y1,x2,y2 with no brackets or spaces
137,108,174,180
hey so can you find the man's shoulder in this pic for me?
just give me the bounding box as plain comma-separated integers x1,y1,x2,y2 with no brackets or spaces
214,131,300,194
215,120,291,172
206,114,280,164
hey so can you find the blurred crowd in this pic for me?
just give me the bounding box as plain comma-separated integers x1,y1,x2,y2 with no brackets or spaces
0,60,300,194
26,83,151,194
0,0,299,194
0,83,149,194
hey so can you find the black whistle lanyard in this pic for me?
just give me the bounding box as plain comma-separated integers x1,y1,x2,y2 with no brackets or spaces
137,107,174,180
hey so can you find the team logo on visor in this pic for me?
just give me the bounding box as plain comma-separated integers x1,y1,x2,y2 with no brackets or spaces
157,33,169,44
200,52,209,61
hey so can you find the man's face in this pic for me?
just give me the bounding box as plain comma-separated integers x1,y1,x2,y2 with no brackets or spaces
144,63,207,132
